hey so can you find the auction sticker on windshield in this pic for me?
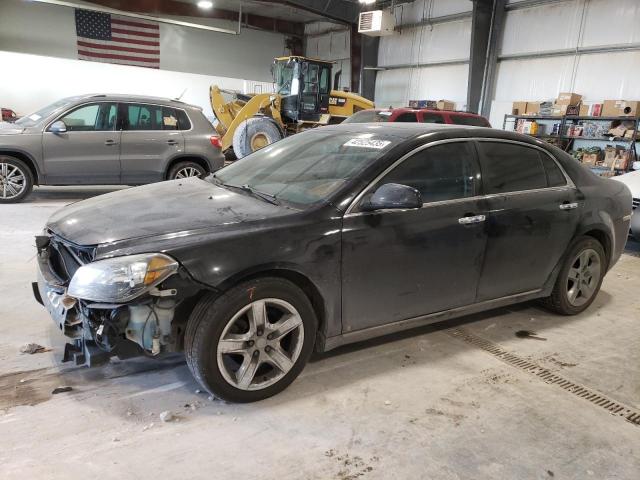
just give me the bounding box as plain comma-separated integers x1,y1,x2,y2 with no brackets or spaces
344,138,391,149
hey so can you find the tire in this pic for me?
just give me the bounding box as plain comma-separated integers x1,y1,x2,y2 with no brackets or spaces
167,160,207,180
232,117,282,159
0,155,33,203
184,277,317,403
540,236,606,315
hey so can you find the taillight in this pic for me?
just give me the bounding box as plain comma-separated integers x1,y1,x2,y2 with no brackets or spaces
210,136,222,149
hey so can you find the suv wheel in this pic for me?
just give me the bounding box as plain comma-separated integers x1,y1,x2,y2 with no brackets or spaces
185,277,317,403
541,236,606,315
168,161,207,180
0,156,33,203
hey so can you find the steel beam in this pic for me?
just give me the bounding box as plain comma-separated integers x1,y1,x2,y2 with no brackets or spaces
378,58,470,70
498,42,640,61
267,0,360,24
467,0,494,114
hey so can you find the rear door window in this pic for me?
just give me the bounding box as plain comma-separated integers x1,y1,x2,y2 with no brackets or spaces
123,104,180,131
450,115,490,127
477,141,548,194
394,112,418,122
420,112,446,124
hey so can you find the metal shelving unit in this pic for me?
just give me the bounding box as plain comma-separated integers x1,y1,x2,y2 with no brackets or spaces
503,114,639,171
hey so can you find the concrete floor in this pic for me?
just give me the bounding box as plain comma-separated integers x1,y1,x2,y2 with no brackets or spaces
1,186,639,479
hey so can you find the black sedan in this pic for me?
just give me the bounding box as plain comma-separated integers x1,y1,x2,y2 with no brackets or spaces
34,124,632,402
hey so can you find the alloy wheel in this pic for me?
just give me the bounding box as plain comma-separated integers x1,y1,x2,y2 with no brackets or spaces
566,248,601,307
216,298,305,391
175,167,202,179
0,162,27,200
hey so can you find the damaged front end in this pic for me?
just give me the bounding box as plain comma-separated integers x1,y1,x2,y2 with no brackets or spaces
33,232,201,367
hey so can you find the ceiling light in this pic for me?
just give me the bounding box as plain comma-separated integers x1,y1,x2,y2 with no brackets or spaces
359,0,376,4
197,0,213,9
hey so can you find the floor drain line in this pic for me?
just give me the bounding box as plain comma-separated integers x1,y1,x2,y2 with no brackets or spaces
447,328,640,427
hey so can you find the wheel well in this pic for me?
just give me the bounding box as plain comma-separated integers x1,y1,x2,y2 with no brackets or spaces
165,156,210,180
583,229,611,266
0,150,39,185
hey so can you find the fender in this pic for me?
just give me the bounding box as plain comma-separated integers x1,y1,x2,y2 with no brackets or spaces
0,147,42,184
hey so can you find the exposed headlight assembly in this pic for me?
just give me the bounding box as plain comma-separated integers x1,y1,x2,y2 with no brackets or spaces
68,253,178,303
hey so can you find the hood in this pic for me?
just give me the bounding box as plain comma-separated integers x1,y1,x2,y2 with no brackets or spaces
612,170,640,197
47,178,292,246
0,122,25,135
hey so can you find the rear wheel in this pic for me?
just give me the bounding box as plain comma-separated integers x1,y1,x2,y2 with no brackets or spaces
232,117,282,159
0,156,33,203
184,277,317,403
541,236,606,315
168,161,207,180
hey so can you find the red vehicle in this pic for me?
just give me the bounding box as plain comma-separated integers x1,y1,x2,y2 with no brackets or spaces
1,108,18,122
343,107,491,127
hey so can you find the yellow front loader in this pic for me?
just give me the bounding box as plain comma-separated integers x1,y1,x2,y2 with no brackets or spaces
210,56,374,158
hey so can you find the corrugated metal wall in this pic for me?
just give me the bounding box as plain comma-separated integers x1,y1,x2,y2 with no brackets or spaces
305,22,352,91
375,0,472,108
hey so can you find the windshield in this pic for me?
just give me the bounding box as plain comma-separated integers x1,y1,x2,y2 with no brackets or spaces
213,129,397,207
343,110,391,124
274,60,297,96
15,97,79,127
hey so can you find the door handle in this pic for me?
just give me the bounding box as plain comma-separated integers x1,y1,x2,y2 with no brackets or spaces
167,139,178,145
104,139,118,146
559,202,578,210
458,215,486,225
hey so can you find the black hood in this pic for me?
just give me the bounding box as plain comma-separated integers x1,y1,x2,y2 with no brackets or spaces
47,178,292,246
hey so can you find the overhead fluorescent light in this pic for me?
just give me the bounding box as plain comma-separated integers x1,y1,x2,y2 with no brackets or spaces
197,0,213,9
359,0,376,4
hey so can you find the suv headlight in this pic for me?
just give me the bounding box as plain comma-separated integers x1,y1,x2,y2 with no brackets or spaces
68,253,178,303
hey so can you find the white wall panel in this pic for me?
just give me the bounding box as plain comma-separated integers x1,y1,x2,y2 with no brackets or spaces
581,0,640,47
493,56,575,101
0,51,245,118
573,52,640,100
500,2,583,55
375,64,468,108
305,28,351,91
378,19,471,67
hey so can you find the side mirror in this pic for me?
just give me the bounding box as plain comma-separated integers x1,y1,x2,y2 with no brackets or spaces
49,120,67,133
361,183,423,212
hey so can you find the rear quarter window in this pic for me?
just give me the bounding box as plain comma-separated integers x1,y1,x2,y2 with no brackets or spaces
176,109,192,130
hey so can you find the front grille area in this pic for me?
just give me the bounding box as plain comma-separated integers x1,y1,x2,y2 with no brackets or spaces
633,198,639,210
47,232,96,283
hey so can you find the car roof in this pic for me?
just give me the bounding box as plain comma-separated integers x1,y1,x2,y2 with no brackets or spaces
368,107,485,118
69,94,201,110
317,122,548,145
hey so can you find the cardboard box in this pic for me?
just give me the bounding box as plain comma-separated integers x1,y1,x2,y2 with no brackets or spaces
525,102,541,114
512,101,528,115
437,100,455,111
604,146,623,167
608,125,628,138
556,92,582,106
615,150,632,170
579,104,589,116
590,103,602,117
582,152,602,165
551,104,569,116
602,100,640,117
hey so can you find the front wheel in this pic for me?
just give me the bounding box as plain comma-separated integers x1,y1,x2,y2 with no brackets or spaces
541,236,606,315
185,277,317,403
0,156,33,203
232,117,282,159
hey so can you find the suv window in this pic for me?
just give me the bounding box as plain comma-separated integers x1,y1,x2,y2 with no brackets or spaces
59,103,117,132
176,109,192,130
420,112,445,124
450,115,490,127
478,142,548,194
394,112,418,122
123,103,180,131
375,141,477,203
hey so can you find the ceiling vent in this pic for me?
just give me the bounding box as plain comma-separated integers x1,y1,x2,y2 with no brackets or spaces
358,10,395,36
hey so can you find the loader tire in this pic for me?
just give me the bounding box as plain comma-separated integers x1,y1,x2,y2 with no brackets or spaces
232,117,282,159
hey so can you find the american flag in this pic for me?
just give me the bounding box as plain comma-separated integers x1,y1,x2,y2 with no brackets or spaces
75,8,160,69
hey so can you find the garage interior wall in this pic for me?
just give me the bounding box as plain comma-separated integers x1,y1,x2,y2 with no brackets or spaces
0,0,289,117
374,0,472,109
304,21,352,92
490,0,640,128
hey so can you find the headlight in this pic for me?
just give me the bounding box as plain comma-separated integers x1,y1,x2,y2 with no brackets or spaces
68,253,178,303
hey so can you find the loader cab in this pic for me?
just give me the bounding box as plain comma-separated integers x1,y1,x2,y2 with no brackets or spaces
273,56,332,123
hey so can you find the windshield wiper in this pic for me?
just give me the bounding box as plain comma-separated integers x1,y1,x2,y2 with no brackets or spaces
218,181,279,205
